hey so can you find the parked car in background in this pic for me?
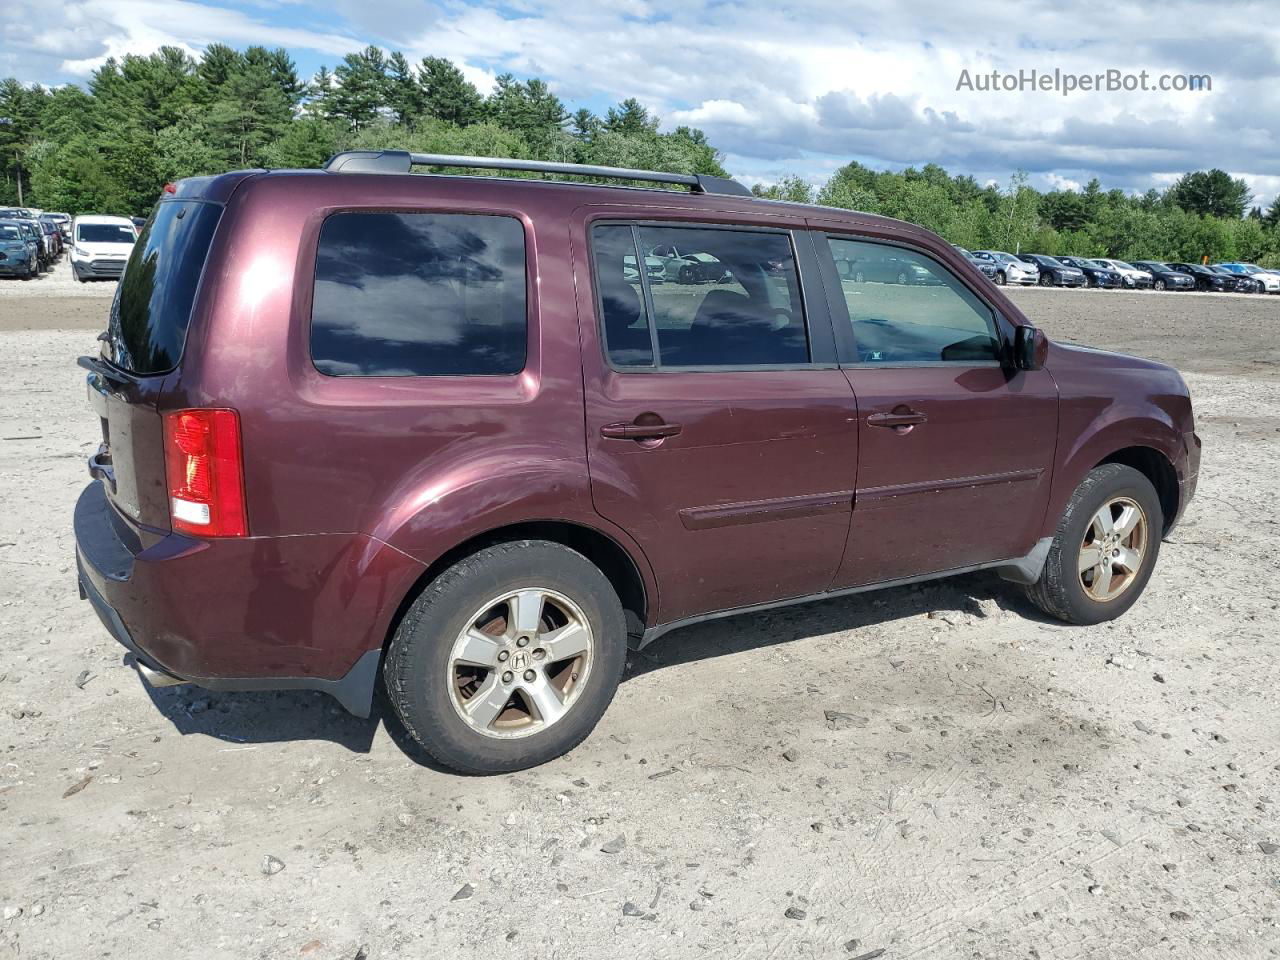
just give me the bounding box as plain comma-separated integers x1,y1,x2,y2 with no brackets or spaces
13,219,50,271
1131,261,1195,291
1056,256,1122,289
1214,262,1280,294
40,219,63,258
952,245,999,282
73,150,1200,773
41,212,72,239
0,219,39,279
1018,254,1087,287
1222,270,1262,293
1092,259,1153,289
70,216,138,281
646,243,727,283
835,250,938,285
970,250,1039,285
1166,262,1235,292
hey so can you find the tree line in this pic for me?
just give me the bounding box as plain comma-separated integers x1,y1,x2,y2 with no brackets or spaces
754,166,1280,267
1,44,1276,267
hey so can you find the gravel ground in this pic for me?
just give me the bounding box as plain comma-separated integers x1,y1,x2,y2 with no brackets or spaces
1,279,1278,959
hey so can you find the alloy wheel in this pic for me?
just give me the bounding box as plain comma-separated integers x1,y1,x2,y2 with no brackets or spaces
1078,496,1148,602
447,588,594,739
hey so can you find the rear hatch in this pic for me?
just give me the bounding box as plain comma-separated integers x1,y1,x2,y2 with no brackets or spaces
81,198,223,533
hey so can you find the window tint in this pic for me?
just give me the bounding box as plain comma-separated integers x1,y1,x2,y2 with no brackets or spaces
592,224,808,368
108,201,222,374
312,213,526,377
827,237,1001,364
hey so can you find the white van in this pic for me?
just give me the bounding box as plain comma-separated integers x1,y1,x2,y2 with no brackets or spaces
70,215,137,281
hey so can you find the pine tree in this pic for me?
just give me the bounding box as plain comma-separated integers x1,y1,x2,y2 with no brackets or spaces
418,57,482,126
604,98,656,135
385,52,422,126
330,46,388,132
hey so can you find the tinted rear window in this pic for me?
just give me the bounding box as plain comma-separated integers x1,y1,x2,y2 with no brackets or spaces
310,212,527,377
108,202,221,375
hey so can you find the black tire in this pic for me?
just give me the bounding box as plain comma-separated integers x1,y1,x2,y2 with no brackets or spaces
384,540,627,774
1023,464,1163,626
1039,273,1052,287
994,270,1006,285
1154,279,1165,291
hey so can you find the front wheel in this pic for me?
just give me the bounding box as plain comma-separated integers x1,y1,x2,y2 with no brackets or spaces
1023,464,1163,625
994,271,1006,285
384,540,627,774
1039,274,1052,287
1154,279,1166,290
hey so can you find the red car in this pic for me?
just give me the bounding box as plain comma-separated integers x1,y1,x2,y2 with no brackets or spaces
75,151,1200,773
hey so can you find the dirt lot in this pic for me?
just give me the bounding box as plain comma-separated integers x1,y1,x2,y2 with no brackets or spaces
2,265,1278,959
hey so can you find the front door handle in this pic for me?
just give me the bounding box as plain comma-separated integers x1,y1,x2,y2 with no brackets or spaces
601,418,683,441
867,408,927,434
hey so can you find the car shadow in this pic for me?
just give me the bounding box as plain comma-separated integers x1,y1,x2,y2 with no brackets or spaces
126,570,1051,773
622,570,1051,679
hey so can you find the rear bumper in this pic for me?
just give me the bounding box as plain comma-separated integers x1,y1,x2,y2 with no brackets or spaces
74,481,421,716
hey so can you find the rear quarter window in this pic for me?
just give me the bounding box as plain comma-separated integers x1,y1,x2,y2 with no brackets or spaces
310,212,527,377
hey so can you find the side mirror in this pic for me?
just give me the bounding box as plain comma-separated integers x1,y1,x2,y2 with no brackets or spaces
1013,324,1048,371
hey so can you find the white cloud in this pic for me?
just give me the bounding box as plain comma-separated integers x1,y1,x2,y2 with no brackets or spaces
3,0,1278,200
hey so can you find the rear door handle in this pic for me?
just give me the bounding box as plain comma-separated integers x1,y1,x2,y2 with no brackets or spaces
601,419,683,441
867,409,927,432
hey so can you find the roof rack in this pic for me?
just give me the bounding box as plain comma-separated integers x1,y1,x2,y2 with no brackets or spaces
323,150,753,197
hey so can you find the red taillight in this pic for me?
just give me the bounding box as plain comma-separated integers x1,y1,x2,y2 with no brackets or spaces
162,409,247,537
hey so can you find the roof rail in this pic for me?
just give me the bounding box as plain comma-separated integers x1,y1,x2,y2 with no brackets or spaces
323,150,753,197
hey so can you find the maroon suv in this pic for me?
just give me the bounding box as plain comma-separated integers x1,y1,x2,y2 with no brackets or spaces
75,151,1200,773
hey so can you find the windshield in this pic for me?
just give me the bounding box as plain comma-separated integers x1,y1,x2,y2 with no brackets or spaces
1112,261,1135,270
107,201,222,374
78,223,136,244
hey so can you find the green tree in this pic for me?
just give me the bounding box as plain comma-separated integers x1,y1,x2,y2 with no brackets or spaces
418,57,482,126
330,46,388,132
207,57,294,165
604,98,657,135
1168,169,1253,219
385,52,422,126
1262,196,1280,231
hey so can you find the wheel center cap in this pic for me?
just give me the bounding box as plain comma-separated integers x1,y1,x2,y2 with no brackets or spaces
511,650,530,672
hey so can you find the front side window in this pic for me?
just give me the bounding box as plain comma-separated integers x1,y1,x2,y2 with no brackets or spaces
592,223,808,368
827,237,1001,365
311,212,526,377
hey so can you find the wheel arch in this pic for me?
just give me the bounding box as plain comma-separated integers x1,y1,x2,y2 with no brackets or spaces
1043,408,1187,542
1095,445,1179,534
383,519,653,658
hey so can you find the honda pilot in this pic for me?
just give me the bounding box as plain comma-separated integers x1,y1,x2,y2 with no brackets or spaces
75,151,1200,773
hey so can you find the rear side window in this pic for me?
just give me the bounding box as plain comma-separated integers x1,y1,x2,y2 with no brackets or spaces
827,237,1000,365
109,202,221,375
311,212,526,377
592,223,808,368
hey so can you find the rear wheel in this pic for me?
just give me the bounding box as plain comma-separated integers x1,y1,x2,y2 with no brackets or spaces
384,540,627,774
1023,464,1162,625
